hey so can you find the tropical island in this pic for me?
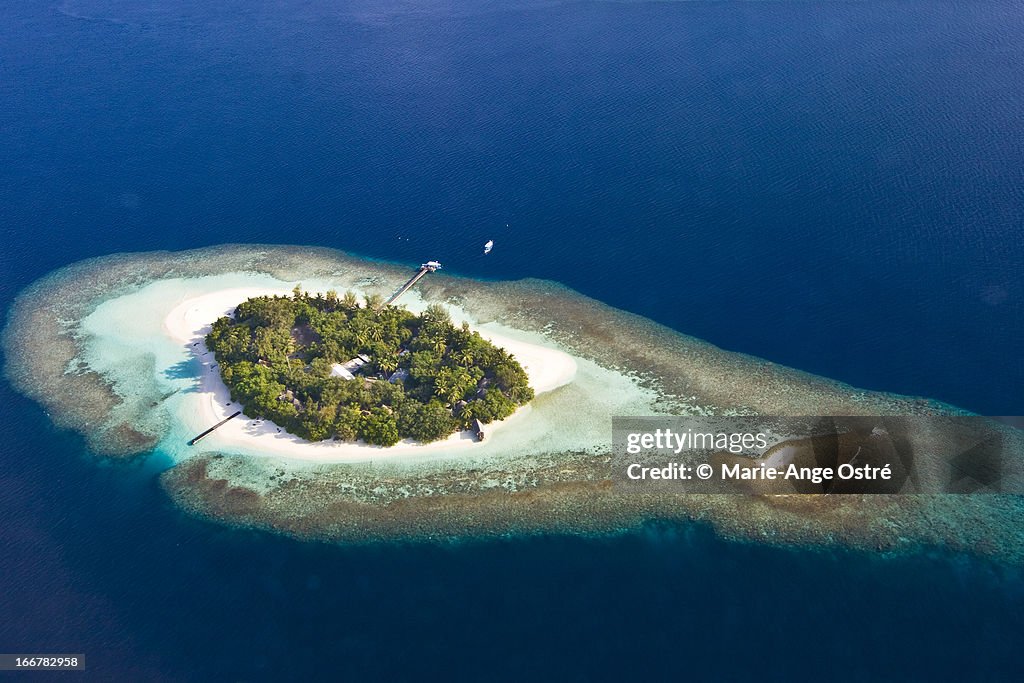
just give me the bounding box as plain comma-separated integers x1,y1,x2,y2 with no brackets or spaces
206,286,534,446
4,244,1024,563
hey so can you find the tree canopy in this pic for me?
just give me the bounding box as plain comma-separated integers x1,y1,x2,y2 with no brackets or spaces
206,289,533,445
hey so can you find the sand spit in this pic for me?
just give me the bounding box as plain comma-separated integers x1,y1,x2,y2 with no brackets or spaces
4,244,1024,562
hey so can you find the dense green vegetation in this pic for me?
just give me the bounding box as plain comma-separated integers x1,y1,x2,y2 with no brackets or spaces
205,286,533,445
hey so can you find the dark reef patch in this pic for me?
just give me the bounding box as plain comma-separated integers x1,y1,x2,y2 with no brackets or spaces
161,452,1024,565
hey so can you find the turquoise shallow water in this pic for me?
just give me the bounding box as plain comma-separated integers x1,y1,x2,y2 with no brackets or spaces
2,0,1023,679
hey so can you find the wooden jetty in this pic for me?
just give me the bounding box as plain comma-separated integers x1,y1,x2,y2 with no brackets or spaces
385,261,441,306
188,410,242,446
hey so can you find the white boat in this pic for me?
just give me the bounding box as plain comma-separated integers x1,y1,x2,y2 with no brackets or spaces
483,239,494,255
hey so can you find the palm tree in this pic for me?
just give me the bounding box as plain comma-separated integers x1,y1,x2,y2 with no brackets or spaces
377,353,399,376
434,366,472,404
354,328,370,351
451,347,474,367
433,373,456,404
424,303,451,324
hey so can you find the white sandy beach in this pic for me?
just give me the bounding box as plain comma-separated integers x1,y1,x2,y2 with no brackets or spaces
163,287,578,462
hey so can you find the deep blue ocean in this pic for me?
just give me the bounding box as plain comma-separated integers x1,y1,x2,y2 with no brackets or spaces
2,1,1022,680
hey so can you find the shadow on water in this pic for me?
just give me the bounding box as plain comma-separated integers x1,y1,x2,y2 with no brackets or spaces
163,357,202,392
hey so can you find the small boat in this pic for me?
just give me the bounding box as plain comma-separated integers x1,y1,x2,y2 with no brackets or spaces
483,239,494,255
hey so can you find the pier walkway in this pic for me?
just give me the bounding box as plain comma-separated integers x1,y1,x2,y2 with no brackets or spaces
384,261,441,307
188,410,242,446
